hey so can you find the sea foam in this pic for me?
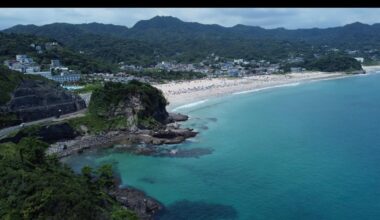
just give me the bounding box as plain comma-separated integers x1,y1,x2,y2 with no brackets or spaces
172,99,209,112
233,82,300,95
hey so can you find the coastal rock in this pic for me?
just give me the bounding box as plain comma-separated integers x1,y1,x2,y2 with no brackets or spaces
109,186,163,220
89,81,169,130
152,128,197,139
167,112,189,123
47,126,198,158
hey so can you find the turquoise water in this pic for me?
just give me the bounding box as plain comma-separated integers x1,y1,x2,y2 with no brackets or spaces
64,73,380,219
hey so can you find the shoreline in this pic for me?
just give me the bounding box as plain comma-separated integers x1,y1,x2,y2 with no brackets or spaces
153,72,350,109
362,64,380,72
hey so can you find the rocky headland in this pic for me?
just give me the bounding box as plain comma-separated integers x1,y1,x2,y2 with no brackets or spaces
46,113,198,158
1,80,200,219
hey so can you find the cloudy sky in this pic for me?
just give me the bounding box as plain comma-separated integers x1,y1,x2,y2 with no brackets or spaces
0,8,379,30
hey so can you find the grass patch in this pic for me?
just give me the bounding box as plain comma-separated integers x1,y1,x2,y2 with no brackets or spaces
74,82,103,94
67,114,109,134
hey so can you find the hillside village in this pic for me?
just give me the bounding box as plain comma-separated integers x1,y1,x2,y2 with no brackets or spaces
3,41,82,85
1,39,367,88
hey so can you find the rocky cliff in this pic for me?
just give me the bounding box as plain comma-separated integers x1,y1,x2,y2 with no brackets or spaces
0,68,85,128
87,80,169,131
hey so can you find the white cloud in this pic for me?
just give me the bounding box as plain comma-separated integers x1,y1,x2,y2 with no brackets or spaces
0,8,380,30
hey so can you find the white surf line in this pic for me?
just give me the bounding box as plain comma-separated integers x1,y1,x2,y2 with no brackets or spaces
233,82,301,95
171,99,209,112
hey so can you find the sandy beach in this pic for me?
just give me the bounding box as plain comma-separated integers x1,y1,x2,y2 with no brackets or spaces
153,71,348,108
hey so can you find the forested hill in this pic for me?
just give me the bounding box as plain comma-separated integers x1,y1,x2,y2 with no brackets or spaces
4,16,380,65
0,32,116,74
127,17,380,49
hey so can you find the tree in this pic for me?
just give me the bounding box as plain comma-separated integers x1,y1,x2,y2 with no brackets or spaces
97,164,114,190
81,165,93,182
18,137,48,165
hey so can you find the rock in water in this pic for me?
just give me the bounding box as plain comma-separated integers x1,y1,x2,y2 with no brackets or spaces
167,112,189,123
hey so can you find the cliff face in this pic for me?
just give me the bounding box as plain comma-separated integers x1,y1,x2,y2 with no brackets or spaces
0,70,86,128
88,80,169,131
0,123,79,144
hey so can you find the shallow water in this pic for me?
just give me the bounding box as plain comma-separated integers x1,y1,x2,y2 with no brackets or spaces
64,73,380,219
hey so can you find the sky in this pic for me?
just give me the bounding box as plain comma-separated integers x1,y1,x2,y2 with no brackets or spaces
0,8,380,30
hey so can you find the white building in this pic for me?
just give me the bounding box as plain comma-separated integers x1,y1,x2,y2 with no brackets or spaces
16,55,32,63
25,66,41,73
234,59,244,65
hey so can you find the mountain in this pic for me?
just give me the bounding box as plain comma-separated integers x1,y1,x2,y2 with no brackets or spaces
3,22,162,66
4,16,380,65
125,16,380,48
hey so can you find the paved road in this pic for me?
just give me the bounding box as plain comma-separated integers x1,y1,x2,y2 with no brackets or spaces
0,109,87,140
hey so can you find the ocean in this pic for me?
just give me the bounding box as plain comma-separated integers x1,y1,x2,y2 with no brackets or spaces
64,72,380,219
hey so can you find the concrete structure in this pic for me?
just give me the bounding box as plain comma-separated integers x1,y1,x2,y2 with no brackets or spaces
51,74,81,84
355,57,364,63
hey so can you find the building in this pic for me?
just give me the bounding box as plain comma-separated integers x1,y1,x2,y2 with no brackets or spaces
228,68,239,77
51,59,61,68
234,59,244,65
25,66,41,73
4,55,39,73
16,55,34,64
36,46,43,54
51,73,81,84
290,67,306,73
16,55,27,62
45,42,58,50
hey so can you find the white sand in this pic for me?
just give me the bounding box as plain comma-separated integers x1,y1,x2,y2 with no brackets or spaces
363,65,380,72
153,71,347,107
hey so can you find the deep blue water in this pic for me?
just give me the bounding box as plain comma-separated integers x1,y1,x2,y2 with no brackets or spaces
64,73,380,219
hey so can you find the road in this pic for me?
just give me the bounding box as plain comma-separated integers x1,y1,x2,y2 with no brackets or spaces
0,109,87,140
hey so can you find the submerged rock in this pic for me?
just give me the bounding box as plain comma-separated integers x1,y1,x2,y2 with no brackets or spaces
156,147,214,158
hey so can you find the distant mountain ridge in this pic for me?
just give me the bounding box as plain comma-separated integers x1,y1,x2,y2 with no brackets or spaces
7,16,380,45
3,16,380,65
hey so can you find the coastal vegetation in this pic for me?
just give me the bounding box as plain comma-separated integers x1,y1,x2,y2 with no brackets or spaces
0,137,137,219
0,32,116,74
302,54,363,72
0,66,26,105
4,17,380,67
69,80,169,134
73,82,103,94
34,45,117,74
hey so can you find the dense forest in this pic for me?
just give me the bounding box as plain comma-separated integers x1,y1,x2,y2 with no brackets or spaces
0,137,137,219
302,54,363,72
5,16,380,67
